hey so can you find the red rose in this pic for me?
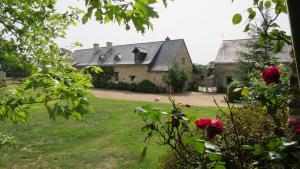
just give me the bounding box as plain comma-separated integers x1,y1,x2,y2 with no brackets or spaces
211,119,224,133
261,66,280,85
195,118,211,128
206,119,224,140
288,118,300,134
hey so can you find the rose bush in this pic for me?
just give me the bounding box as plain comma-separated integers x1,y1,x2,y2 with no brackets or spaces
136,61,300,168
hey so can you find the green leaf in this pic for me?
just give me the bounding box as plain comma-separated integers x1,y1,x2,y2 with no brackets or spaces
265,1,272,9
215,165,226,169
267,139,281,151
241,88,250,96
139,146,147,162
232,13,242,25
243,23,250,32
259,1,264,10
195,140,205,154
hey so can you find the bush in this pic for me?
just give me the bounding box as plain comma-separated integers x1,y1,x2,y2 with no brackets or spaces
134,80,158,93
217,84,227,93
187,81,199,91
128,82,137,91
227,81,242,102
217,105,288,168
90,67,114,88
115,82,129,90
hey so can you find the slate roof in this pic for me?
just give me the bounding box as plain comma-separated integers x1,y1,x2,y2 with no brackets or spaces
214,39,291,64
71,39,187,72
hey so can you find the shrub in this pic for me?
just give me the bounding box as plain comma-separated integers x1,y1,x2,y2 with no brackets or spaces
90,67,114,88
227,81,242,102
135,80,158,93
187,81,199,91
215,104,288,168
115,82,129,90
128,82,137,91
163,65,191,92
217,84,227,93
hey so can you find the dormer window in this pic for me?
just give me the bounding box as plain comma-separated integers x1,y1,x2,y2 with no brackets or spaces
133,47,147,63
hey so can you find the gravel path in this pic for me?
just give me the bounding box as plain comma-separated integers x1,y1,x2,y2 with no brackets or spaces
90,89,226,107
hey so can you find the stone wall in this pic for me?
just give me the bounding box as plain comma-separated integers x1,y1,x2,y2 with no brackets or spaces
174,42,193,89
112,65,167,87
214,63,242,88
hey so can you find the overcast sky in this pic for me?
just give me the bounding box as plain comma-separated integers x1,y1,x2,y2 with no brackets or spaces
56,0,290,64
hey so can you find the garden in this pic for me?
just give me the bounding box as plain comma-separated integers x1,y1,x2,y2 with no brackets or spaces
0,95,218,168
1,0,300,169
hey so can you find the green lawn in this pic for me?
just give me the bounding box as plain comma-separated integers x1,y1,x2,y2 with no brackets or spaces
0,95,218,169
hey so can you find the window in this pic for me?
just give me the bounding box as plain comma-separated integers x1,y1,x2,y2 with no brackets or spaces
114,72,119,81
129,75,135,82
226,76,233,85
133,47,147,63
135,52,146,63
182,58,185,64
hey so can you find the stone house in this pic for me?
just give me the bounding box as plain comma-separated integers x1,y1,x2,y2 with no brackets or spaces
71,38,193,89
214,39,291,89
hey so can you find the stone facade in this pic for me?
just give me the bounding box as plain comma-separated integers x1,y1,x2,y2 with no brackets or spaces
111,65,166,87
111,42,193,88
72,39,193,90
214,39,291,90
214,63,243,88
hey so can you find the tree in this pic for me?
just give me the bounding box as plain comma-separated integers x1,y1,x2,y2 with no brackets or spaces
0,0,171,148
163,65,191,92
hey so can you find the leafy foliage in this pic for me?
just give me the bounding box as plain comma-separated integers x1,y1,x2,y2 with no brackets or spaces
82,0,172,33
232,0,291,51
90,66,113,88
0,0,93,146
135,80,158,93
227,80,242,103
163,65,191,92
135,98,226,168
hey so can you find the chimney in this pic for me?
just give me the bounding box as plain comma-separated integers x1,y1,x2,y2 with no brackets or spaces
106,42,113,50
93,43,99,51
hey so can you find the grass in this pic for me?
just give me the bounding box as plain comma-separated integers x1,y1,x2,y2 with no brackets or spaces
0,95,218,169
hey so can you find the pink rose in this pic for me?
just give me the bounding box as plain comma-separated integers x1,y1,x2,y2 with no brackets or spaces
261,66,280,85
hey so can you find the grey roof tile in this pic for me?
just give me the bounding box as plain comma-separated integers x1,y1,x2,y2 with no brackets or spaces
214,39,291,64
71,39,186,71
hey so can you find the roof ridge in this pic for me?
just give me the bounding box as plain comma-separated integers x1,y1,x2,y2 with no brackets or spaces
223,38,257,41
74,39,184,51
